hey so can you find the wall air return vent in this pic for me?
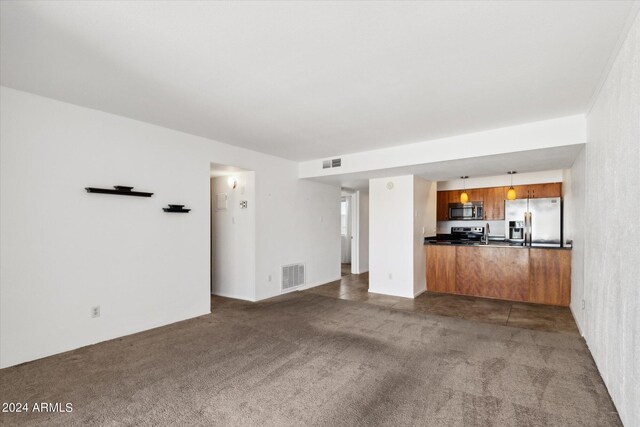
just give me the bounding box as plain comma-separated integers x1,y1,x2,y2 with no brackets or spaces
282,263,305,291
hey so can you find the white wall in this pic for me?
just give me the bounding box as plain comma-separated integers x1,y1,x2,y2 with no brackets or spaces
413,177,437,296
254,175,341,301
211,172,256,300
357,191,369,273
562,147,586,332
0,87,341,368
300,116,585,179
369,175,435,298
583,12,639,427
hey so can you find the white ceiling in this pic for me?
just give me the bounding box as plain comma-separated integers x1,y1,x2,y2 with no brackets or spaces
1,1,636,161
319,144,585,190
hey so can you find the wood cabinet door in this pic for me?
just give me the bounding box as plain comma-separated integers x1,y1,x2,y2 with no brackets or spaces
511,185,531,199
529,183,562,199
448,190,462,204
483,186,507,220
455,247,529,301
529,249,571,306
437,191,449,221
465,188,484,203
426,245,456,293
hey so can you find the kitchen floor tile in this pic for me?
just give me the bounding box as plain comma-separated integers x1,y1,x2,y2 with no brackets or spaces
301,271,580,335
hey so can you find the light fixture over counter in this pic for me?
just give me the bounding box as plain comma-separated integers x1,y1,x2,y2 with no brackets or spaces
460,176,469,203
507,171,517,200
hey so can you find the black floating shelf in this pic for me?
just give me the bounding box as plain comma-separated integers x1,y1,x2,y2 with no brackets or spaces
163,205,191,213
85,186,153,197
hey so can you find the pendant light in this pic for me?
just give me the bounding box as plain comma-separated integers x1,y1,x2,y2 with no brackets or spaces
507,171,517,200
460,176,469,204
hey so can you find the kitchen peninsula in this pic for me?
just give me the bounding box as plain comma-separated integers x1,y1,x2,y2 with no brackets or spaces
425,240,571,306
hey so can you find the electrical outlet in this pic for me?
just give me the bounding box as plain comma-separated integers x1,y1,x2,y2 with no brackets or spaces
268,274,272,282
91,305,100,318
388,273,393,280
582,300,585,310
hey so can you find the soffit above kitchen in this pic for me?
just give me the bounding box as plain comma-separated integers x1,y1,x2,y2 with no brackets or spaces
308,144,584,191
0,1,636,161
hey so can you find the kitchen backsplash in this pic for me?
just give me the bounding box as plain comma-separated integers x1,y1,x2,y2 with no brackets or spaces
436,220,505,236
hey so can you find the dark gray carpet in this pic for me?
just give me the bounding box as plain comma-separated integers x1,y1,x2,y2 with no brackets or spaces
0,292,620,426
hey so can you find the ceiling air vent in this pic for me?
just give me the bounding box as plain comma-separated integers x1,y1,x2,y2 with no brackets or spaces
331,158,342,167
282,263,305,291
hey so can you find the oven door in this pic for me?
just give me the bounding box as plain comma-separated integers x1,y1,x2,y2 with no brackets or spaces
449,204,477,220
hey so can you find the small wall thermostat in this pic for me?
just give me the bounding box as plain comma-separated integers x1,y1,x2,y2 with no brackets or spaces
386,182,394,190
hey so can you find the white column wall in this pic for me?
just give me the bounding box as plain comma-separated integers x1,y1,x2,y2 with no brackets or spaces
369,176,414,298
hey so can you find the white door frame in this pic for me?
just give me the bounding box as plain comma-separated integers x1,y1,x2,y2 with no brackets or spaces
351,191,360,274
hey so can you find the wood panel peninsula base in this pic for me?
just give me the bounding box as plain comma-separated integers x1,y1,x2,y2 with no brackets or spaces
426,244,571,306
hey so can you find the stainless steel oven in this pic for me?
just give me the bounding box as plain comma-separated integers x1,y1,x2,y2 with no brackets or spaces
448,202,483,220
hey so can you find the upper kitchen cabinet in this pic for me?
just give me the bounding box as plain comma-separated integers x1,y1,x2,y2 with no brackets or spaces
447,190,462,204
437,191,449,221
512,183,562,199
483,186,507,220
465,189,484,202
447,188,483,204
436,182,563,222
512,185,531,199
529,183,562,198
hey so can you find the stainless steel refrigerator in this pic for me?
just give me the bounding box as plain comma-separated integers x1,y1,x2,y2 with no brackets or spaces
504,197,562,247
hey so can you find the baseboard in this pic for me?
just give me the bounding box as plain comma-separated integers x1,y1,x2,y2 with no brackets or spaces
414,288,427,298
243,276,343,302
296,276,342,292
569,304,585,337
211,291,255,302
368,288,414,299
0,309,210,370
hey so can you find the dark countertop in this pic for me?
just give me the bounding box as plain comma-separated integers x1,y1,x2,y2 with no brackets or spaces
424,237,572,250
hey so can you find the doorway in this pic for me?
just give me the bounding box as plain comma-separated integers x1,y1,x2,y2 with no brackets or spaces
210,163,256,301
340,189,366,276
340,195,352,275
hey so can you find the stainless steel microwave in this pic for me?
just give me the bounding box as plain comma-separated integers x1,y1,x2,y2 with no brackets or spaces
448,202,483,220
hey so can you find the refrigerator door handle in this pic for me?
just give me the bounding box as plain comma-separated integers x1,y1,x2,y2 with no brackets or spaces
528,212,532,245
525,212,531,245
